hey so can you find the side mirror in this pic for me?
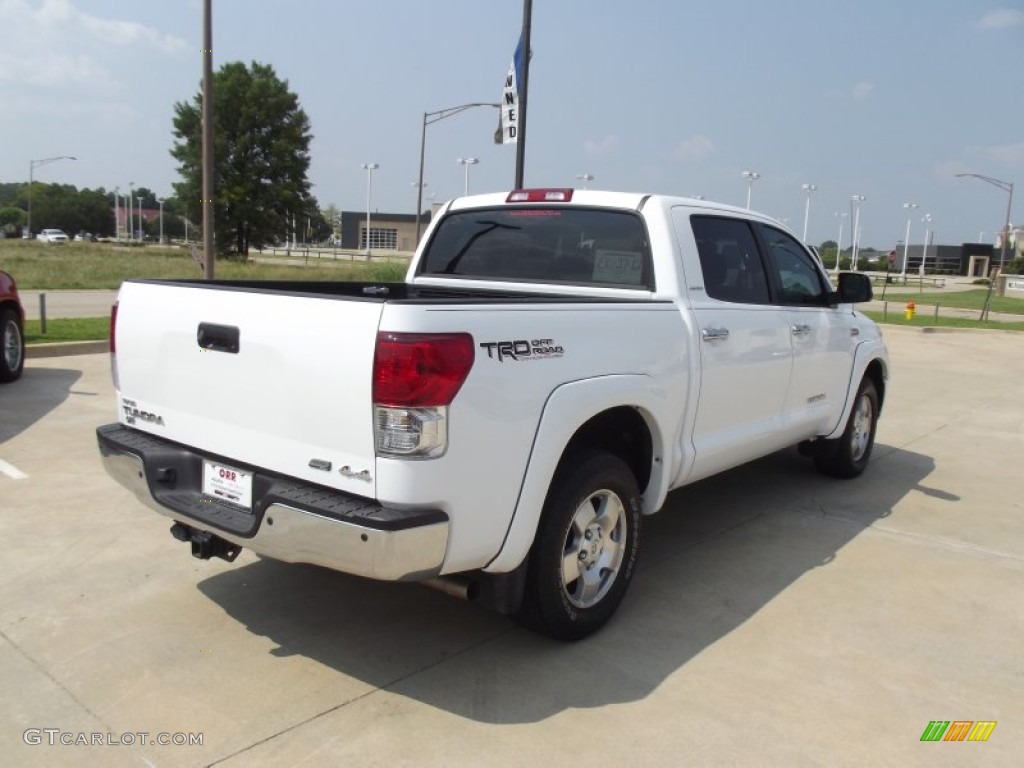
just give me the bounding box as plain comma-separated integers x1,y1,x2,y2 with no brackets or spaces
834,272,873,303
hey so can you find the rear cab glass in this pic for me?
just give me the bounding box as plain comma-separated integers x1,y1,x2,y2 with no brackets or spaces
417,207,653,290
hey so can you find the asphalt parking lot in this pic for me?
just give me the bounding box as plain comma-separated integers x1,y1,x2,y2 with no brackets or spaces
2,326,1022,767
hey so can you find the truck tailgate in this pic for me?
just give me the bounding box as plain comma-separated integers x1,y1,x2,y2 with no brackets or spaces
114,281,383,497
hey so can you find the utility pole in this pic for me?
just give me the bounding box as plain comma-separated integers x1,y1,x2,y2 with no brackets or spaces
201,0,215,278
514,0,532,188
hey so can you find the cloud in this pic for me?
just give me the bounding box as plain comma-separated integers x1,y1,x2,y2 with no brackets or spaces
852,81,874,100
978,8,1024,29
673,134,715,161
967,142,1024,164
0,0,187,89
583,135,618,155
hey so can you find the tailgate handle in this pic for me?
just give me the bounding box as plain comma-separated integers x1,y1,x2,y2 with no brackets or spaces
197,323,240,354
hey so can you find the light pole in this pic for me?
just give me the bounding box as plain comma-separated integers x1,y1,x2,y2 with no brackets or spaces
128,182,134,242
801,183,817,243
919,214,933,276
456,157,479,196
27,155,76,236
361,163,379,254
901,203,918,278
741,171,760,209
411,181,427,227
157,198,165,243
138,197,144,241
416,102,500,242
955,173,1014,272
576,173,594,189
833,212,848,275
113,187,120,241
850,195,866,270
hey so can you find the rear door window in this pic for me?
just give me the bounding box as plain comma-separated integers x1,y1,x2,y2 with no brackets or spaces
690,216,771,304
418,208,653,289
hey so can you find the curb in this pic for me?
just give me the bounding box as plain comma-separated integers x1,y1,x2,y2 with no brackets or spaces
26,340,108,359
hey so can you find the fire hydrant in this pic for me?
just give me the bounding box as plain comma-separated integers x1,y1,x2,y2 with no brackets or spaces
905,300,916,320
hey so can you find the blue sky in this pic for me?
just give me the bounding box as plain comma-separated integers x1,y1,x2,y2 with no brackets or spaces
1,0,1021,249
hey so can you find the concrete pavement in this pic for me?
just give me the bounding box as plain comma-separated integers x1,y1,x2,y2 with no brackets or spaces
1,327,1022,766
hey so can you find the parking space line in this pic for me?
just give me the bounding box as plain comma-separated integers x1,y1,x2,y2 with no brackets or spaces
0,459,28,480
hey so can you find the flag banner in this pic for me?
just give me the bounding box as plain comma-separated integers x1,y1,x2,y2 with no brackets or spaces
500,35,524,145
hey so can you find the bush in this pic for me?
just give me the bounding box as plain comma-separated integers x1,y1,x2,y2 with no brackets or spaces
972,278,991,285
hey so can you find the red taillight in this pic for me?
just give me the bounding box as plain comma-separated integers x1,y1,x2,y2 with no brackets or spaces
109,302,118,354
506,188,574,203
373,333,474,407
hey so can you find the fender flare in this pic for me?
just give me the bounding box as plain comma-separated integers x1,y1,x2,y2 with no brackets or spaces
484,374,675,573
823,339,889,441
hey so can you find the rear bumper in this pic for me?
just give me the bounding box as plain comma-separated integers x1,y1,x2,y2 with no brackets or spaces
96,424,448,581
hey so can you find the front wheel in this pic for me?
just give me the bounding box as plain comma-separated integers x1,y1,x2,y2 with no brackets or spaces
516,451,641,641
815,378,878,478
0,308,24,383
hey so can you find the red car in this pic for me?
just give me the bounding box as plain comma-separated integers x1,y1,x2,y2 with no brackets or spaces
1,269,25,382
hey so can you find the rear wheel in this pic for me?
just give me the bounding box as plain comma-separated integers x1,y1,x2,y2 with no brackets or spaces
0,308,24,383
516,451,641,641
815,378,878,478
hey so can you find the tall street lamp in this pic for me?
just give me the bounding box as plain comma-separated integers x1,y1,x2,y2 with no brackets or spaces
456,157,479,195
416,102,500,243
138,197,144,241
361,163,379,254
576,173,594,189
27,155,76,236
128,182,135,242
955,173,1014,271
833,212,848,275
801,183,817,243
113,187,120,241
741,171,760,209
900,203,918,278
850,195,866,270
919,214,933,276
157,198,165,243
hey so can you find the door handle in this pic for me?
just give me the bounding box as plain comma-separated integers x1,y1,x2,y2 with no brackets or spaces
197,323,240,354
701,327,730,342
791,324,812,337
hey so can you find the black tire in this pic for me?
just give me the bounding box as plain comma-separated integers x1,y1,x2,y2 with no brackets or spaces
516,451,641,641
0,307,24,383
815,378,878,478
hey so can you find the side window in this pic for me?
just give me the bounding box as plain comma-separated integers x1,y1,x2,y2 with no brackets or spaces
690,216,771,304
757,225,826,305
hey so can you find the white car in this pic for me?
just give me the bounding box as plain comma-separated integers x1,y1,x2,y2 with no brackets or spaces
37,229,69,244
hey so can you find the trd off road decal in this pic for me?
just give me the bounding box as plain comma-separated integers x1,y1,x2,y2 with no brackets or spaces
479,338,564,362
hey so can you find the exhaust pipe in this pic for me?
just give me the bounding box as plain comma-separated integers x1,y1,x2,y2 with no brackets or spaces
170,522,241,562
423,575,478,601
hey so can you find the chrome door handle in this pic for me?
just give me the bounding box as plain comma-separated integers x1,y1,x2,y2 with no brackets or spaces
701,327,730,342
850,327,860,337
791,324,812,337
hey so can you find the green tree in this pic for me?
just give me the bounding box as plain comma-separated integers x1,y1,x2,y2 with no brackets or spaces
170,61,315,257
0,206,26,236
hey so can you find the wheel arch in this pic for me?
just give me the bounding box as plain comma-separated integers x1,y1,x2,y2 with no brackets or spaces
484,375,672,574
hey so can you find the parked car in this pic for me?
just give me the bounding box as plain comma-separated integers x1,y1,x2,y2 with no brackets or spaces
74,232,97,242
98,189,888,639
0,270,25,382
37,229,69,244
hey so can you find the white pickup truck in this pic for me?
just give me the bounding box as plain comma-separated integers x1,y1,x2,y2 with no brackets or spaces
98,189,888,640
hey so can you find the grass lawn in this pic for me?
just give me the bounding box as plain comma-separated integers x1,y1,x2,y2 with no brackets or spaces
1,240,407,289
25,317,109,344
880,288,1024,315
863,311,1024,332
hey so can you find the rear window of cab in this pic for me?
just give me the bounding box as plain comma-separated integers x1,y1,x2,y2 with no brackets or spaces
418,207,653,289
